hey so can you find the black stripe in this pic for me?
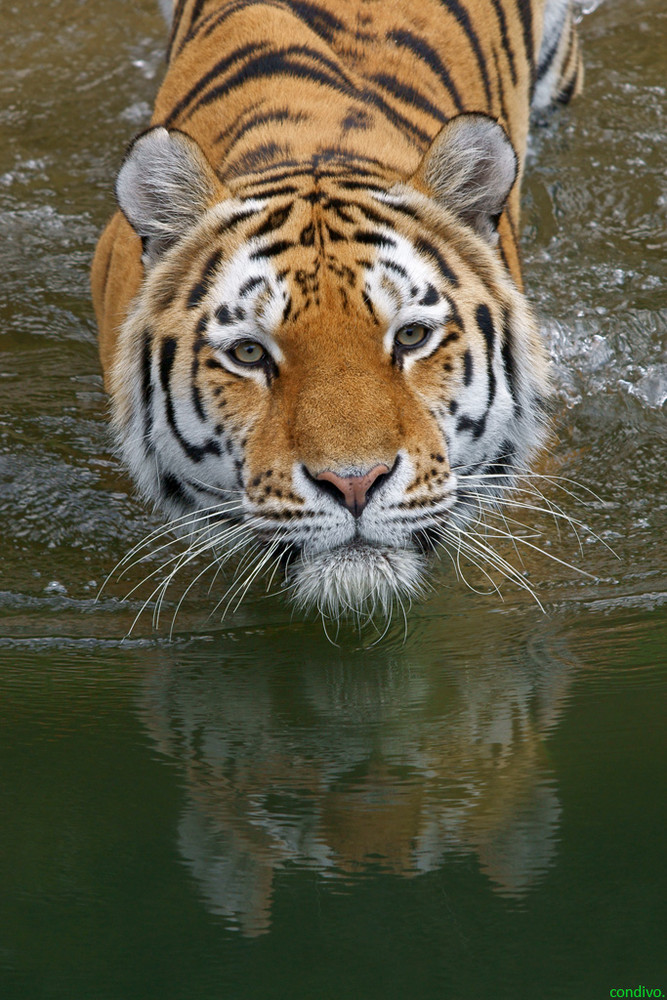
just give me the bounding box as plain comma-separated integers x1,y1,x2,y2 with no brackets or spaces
354,202,399,228
254,167,315,187
181,0,319,60
215,207,262,237
186,282,207,311
514,0,535,91
335,179,386,192
192,0,346,50
141,328,154,454
456,412,487,439
189,0,247,47
182,45,434,147
213,102,266,148
463,349,473,386
327,198,355,223
188,0,207,32
501,308,521,415
172,0,222,59
317,155,387,175
242,164,379,197
482,440,516,483
287,0,346,44
490,0,518,87
324,224,345,241
420,283,440,306
354,230,396,248
493,48,510,127
447,300,463,328
193,312,208,343
311,148,385,172
370,72,448,125
239,275,266,297
201,0,264,41
386,28,463,112
218,108,309,150
380,201,429,226
249,239,292,259
350,85,434,145
253,203,294,238
371,198,427,227
160,337,222,462
281,295,293,323
186,249,222,310
380,258,409,280
161,472,192,507
429,222,498,294
183,43,356,122
165,41,271,126
476,302,496,409
191,376,206,421
191,312,209,421
557,73,578,106
167,0,188,62
300,223,315,245
536,33,561,85
237,182,301,200
361,289,379,323
215,303,233,325
438,0,493,108
415,237,460,287
226,142,295,178
341,106,373,131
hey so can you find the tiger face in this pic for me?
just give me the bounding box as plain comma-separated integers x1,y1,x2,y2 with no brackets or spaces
109,119,549,619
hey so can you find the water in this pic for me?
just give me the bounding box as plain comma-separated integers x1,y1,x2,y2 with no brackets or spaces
1,1,665,997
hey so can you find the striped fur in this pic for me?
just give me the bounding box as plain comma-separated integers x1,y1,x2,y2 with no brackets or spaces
91,0,583,621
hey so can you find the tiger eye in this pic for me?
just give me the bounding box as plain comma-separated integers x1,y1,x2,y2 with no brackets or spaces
231,341,266,364
395,324,430,349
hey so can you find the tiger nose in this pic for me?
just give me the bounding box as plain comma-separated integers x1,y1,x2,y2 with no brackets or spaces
314,463,391,518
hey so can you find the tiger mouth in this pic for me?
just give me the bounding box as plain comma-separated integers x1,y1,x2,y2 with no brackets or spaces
287,541,427,620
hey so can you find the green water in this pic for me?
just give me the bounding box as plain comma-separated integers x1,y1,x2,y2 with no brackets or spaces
1,1,665,997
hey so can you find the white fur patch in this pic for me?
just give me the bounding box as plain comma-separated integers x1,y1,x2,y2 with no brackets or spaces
289,543,427,621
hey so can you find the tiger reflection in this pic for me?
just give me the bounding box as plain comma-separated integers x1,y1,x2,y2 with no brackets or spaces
140,630,571,936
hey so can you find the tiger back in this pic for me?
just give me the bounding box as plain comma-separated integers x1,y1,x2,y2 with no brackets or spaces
92,0,583,621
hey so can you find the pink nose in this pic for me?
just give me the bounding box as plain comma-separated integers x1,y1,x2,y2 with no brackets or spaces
315,464,390,518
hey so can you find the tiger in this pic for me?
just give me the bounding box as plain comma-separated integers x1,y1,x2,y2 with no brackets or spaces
140,625,573,931
91,0,584,623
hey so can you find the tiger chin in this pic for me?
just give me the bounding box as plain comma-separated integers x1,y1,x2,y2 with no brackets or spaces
92,0,583,626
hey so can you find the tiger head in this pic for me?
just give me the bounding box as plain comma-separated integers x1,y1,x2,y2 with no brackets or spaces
111,115,549,621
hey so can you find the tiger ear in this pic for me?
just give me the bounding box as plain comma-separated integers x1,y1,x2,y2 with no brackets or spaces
412,113,517,244
116,126,225,266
